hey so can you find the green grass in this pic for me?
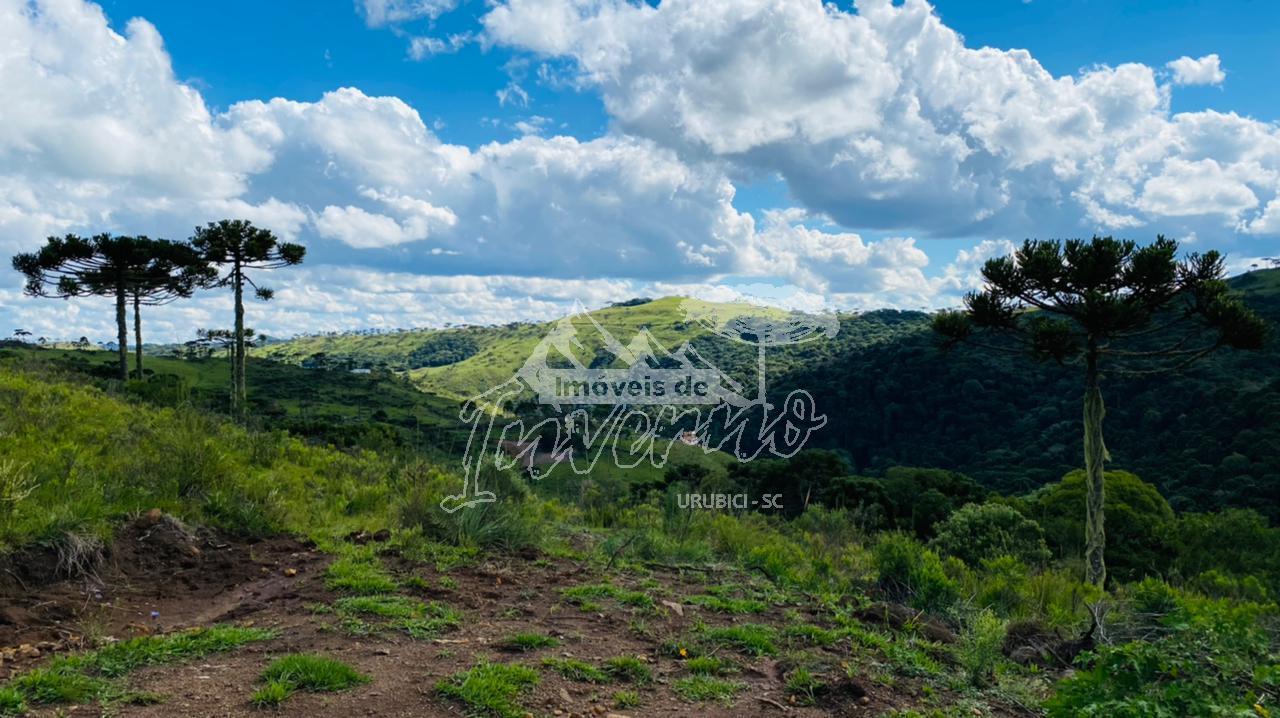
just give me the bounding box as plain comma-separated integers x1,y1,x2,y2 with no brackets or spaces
320,594,462,639
0,626,275,710
332,595,422,618
706,624,778,656
0,687,25,717
324,556,398,595
603,656,652,684
0,363,411,551
561,583,654,610
673,675,744,704
613,689,642,709
540,658,611,683
259,654,369,694
436,662,540,718
500,632,559,651
251,680,293,708
783,623,840,647
785,667,824,706
397,602,464,639
10,669,104,705
687,594,768,614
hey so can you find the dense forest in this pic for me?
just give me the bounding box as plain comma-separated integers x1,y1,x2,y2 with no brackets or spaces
773,269,1280,518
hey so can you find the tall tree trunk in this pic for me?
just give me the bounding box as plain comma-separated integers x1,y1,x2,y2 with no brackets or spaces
233,262,246,418
132,293,143,379
114,281,128,382
1083,343,1108,587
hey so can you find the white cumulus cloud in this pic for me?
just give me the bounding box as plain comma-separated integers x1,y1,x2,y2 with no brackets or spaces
1166,54,1226,86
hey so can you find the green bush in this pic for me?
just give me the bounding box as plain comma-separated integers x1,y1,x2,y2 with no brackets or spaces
930,502,1050,567
1047,585,1279,717
1023,470,1173,582
872,532,959,613
956,609,1006,687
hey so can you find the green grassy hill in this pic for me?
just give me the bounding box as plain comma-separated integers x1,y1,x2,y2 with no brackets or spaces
257,296,923,401
0,365,403,551
0,347,465,454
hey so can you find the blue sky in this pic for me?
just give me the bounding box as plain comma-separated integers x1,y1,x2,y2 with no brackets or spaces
2,0,1279,341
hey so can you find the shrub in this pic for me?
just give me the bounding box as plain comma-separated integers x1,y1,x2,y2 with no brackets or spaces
1047,588,1279,717
872,533,959,613
931,502,1051,567
956,609,1005,687
1024,470,1173,581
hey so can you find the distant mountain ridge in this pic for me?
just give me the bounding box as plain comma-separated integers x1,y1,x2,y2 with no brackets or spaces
255,271,1280,519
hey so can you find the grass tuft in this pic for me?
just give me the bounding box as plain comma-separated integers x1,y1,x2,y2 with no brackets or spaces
324,556,398,595
613,689,642,709
603,656,652,684
251,680,294,709
687,594,767,614
0,687,25,717
673,675,744,704
561,583,654,610
436,662,539,718
0,625,275,711
706,624,778,656
540,658,610,683
500,632,559,651
260,654,369,694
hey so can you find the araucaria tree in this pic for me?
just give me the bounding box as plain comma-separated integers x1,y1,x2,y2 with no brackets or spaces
933,236,1266,587
191,220,305,416
114,237,211,377
12,234,210,380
